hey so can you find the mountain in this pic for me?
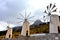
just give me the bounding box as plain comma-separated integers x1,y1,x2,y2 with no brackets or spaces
13,26,22,32
33,20,43,25
0,20,43,32
0,31,7,36
0,20,49,36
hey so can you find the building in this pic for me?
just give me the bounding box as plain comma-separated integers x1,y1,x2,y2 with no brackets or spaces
50,14,60,33
21,19,30,36
5,26,12,38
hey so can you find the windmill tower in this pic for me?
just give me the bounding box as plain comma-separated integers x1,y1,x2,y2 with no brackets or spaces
44,3,59,33
6,25,12,38
17,12,34,36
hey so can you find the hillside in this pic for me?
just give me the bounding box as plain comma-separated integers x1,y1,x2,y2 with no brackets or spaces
0,22,49,39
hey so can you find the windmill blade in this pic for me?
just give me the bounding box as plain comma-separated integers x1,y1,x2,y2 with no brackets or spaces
44,10,47,13
51,4,56,10
52,8,57,12
27,12,31,18
28,20,35,22
50,3,52,8
27,16,34,19
44,10,49,14
17,21,23,24
19,13,24,18
43,16,46,22
45,6,49,14
47,5,50,12
47,5,49,10
25,11,26,18
43,16,45,18
44,18,46,22
17,18,23,20
51,6,57,11
48,12,51,16
59,11,60,13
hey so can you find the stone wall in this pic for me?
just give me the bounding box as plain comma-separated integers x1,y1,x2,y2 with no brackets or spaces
2,33,60,40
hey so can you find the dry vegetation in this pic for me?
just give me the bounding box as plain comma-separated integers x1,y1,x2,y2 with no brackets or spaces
0,23,49,39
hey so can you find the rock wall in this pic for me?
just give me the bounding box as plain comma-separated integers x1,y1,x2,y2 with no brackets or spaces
2,33,60,40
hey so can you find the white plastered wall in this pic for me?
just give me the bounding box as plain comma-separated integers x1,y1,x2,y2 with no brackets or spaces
21,21,30,36
50,15,60,33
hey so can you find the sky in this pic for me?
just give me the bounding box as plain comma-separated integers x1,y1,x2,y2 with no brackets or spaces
0,0,60,31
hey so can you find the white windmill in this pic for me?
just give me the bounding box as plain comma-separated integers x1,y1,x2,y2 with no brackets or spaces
5,25,12,38
44,3,57,22
17,11,34,36
44,3,59,33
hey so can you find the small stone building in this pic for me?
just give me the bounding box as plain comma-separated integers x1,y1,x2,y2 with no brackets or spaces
5,26,12,38
50,14,60,33
21,19,30,36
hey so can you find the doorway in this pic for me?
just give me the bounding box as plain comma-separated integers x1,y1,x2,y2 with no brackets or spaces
58,26,60,33
26,30,28,36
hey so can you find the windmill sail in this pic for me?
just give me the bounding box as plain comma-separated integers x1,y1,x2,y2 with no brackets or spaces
44,3,57,22
27,12,31,18
28,19,35,22
50,3,52,8
25,11,26,19
17,21,23,24
47,6,49,10
43,16,45,18
44,10,47,13
19,13,24,18
52,8,57,12
17,11,34,36
51,4,56,10
17,18,23,20
28,16,34,19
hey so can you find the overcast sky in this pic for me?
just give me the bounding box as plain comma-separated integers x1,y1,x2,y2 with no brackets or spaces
0,0,60,31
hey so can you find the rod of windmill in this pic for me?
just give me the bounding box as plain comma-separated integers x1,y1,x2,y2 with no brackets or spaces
16,11,34,36
44,3,57,22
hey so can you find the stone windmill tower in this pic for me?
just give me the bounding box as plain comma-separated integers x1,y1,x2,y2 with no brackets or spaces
44,3,59,33
17,12,34,36
5,25,12,38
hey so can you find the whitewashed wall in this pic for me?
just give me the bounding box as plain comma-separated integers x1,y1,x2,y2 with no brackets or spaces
50,15,60,33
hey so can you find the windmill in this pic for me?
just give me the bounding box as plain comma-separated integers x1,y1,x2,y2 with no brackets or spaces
17,11,34,36
44,3,57,22
5,25,12,38
44,3,59,33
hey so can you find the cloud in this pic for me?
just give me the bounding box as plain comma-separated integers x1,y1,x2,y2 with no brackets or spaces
0,0,60,28
0,21,8,31
0,0,29,25
0,21,15,31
